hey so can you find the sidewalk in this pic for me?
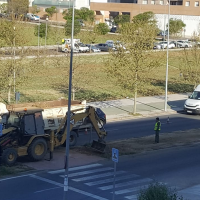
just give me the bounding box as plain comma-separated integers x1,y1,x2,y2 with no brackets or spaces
88,93,188,120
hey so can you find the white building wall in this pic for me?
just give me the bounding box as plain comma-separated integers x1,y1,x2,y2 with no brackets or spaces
90,0,108,2
75,0,90,9
156,14,200,37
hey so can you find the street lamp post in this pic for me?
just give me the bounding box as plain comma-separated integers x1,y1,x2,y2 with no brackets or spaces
38,19,40,56
45,16,49,48
164,0,170,111
13,26,16,96
63,0,75,199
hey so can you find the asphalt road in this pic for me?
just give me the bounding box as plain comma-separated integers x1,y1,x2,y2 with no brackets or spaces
1,113,200,200
76,112,200,146
1,144,200,200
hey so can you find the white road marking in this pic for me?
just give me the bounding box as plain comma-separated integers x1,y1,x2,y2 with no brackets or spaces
48,163,102,174
72,171,126,182
99,178,152,190
114,185,148,195
86,174,140,186
35,187,60,193
67,167,113,177
0,174,32,182
30,174,108,200
125,194,138,200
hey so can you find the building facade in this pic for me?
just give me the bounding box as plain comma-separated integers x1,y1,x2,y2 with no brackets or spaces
90,0,200,36
32,0,90,9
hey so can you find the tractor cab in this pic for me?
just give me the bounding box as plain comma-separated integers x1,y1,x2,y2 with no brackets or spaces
7,107,45,145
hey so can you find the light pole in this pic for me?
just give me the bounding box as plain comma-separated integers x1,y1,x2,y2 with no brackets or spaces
38,19,40,56
13,26,16,96
45,16,49,48
163,3,167,41
164,0,170,111
63,0,75,199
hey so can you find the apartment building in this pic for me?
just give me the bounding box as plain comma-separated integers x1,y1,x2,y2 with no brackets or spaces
90,0,200,36
32,0,90,9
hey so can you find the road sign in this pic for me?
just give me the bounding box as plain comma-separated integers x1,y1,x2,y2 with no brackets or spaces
112,148,119,163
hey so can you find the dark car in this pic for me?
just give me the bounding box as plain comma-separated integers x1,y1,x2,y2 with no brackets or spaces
96,43,116,52
95,107,106,125
83,107,106,129
110,27,117,33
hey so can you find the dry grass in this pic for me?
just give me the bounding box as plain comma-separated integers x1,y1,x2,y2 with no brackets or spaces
74,129,200,158
2,50,193,104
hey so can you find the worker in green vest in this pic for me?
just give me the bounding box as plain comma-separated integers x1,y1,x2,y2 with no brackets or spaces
154,117,161,143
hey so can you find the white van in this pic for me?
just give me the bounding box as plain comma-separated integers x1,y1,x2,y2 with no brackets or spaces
184,85,200,114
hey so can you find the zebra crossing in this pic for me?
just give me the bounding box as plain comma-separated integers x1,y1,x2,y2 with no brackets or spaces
48,163,200,200
48,163,154,200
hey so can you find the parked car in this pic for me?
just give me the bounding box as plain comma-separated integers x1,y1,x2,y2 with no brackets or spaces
77,19,85,27
95,43,115,52
110,27,117,33
91,45,101,53
160,41,175,49
86,44,101,53
0,13,7,18
76,43,89,53
157,30,168,36
154,41,175,49
25,13,40,21
176,40,191,48
85,107,106,129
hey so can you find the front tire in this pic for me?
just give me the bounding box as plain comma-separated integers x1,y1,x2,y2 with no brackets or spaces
28,138,47,161
2,148,18,166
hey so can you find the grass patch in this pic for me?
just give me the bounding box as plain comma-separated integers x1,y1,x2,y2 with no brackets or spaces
0,164,34,178
0,50,194,104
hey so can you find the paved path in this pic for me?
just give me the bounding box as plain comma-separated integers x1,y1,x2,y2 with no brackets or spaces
88,93,188,120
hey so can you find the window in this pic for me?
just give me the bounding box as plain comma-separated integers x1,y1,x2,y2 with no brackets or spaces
195,1,199,6
142,0,148,4
185,1,190,6
151,0,155,4
160,0,164,5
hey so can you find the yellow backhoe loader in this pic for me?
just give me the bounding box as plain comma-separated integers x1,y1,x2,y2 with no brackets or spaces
0,106,107,166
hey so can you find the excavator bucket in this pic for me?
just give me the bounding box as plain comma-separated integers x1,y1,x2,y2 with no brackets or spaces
91,140,106,153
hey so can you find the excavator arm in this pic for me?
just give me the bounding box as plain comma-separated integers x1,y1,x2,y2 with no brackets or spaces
53,106,107,152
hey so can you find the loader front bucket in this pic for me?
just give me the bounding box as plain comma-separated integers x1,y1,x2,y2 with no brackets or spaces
91,140,106,153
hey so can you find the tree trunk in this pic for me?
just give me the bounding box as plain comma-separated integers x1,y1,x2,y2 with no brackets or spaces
133,90,137,114
8,82,11,103
72,87,75,100
133,71,138,114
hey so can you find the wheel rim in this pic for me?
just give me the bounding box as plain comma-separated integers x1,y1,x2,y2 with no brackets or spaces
35,144,45,156
8,153,15,161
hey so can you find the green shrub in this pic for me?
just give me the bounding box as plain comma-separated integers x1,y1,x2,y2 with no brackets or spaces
94,23,110,35
138,182,184,200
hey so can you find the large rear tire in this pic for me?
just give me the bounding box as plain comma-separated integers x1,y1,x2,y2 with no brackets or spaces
70,131,78,147
62,131,78,147
28,138,47,161
2,148,18,166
